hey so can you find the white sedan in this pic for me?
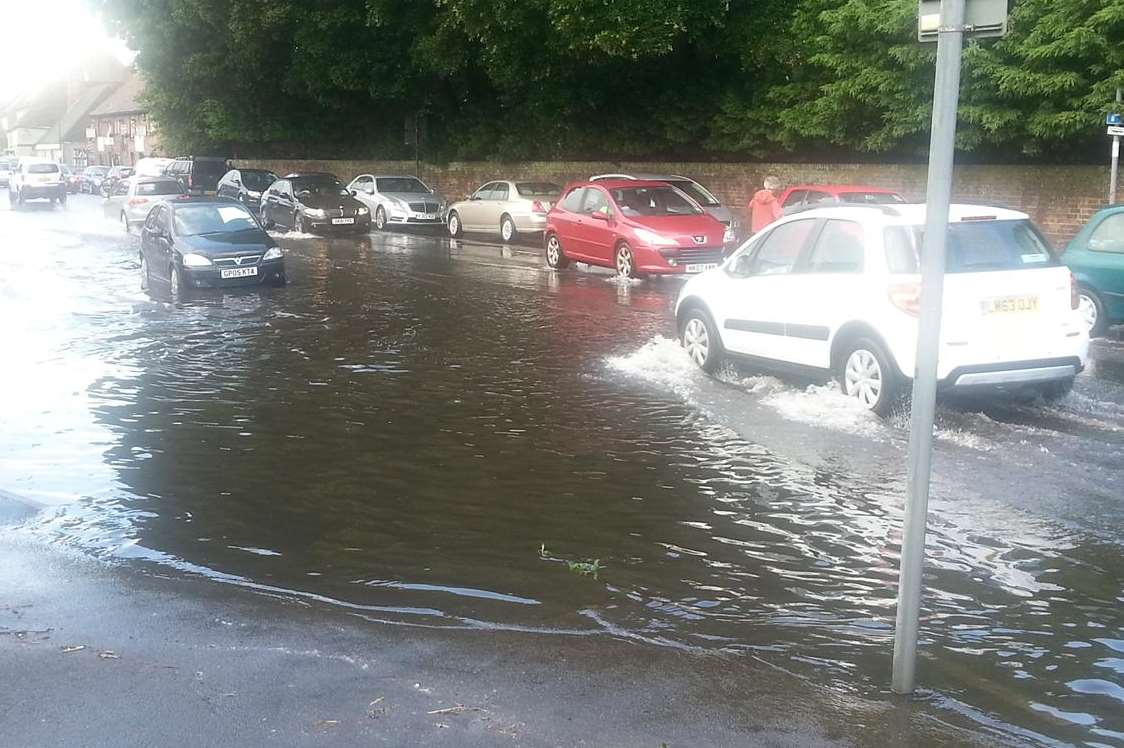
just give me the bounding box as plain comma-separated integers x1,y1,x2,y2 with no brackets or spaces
103,176,187,231
676,204,1089,414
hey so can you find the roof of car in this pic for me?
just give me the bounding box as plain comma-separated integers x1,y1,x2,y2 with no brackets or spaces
134,176,180,183
786,184,902,194
590,173,692,182
284,172,338,179
787,203,1029,224
167,196,246,208
573,178,681,190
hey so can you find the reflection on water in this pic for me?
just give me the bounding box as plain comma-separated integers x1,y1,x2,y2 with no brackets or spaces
2,199,1123,747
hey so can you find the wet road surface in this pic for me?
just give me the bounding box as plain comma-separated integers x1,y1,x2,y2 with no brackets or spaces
2,195,1123,746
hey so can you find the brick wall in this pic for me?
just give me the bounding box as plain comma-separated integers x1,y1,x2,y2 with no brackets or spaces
236,158,1114,245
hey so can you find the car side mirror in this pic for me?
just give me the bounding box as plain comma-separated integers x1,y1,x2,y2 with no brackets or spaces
728,254,753,277
589,211,609,222
350,189,357,197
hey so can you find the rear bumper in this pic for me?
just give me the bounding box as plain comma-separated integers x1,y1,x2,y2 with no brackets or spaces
939,357,1084,391
513,214,549,232
18,184,66,199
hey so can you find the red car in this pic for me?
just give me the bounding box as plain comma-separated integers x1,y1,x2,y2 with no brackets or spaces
544,179,727,278
779,184,905,215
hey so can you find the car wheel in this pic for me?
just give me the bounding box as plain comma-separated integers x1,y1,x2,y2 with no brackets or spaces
1039,377,1075,402
374,207,387,231
500,215,516,243
837,337,901,416
545,233,569,269
1078,287,1106,338
296,214,308,234
615,242,639,279
140,254,150,291
679,307,724,374
448,211,463,238
169,264,182,301
260,206,275,230
272,271,287,287
121,212,130,233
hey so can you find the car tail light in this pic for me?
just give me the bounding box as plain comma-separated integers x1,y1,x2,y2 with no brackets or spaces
127,197,149,206
1070,271,1079,310
889,281,921,316
531,200,548,214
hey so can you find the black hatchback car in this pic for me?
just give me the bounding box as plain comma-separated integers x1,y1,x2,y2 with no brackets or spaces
216,168,278,213
139,198,286,298
259,172,370,234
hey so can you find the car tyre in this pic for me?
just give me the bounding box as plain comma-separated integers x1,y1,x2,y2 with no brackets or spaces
837,337,901,416
121,212,130,233
260,206,275,230
296,214,309,234
448,211,463,238
272,271,288,287
679,307,724,374
169,264,183,301
545,233,569,269
374,207,387,231
615,242,640,279
140,255,150,292
500,215,516,243
1078,287,1107,338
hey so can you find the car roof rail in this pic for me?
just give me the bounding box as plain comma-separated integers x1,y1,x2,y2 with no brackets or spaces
817,203,902,217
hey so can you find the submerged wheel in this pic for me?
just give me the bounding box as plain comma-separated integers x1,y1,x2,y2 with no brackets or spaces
448,211,463,238
500,215,516,243
140,255,150,291
837,337,900,416
170,264,183,301
374,206,387,231
679,307,724,374
615,242,639,278
1078,287,1106,338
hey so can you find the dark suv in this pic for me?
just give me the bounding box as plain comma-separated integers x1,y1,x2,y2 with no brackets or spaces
216,168,278,214
165,156,231,196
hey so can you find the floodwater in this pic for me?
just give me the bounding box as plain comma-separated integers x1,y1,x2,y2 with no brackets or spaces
2,196,1123,746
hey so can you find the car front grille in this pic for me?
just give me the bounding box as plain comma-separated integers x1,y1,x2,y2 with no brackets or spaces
408,201,440,213
213,254,262,267
661,248,724,264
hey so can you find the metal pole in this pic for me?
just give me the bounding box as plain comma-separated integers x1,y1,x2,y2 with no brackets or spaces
1111,87,1121,205
891,0,965,696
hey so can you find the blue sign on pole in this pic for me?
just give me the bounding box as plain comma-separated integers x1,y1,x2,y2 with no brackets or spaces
1108,113,1122,127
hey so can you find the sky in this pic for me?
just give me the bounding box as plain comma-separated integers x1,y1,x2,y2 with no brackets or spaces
0,0,135,104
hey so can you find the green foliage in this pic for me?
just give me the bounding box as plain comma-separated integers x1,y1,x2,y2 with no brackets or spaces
98,0,1124,160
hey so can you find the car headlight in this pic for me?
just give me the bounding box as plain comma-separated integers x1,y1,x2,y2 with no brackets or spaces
182,253,212,267
304,208,327,219
262,247,283,261
634,228,680,247
356,206,369,215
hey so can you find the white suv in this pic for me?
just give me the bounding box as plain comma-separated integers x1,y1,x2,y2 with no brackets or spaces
9,158,67,209
675,204,1089,414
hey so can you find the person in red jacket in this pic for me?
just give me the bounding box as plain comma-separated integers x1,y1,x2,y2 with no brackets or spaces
748,175,784,234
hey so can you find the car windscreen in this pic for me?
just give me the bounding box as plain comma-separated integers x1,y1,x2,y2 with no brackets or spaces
610,186,703,217
666,179,720,206
515,182,560,198
376,177,429,193
137,180,186,196
292,176,348,196
840,191,905,205
28,164,59,174
241,171,277,191
173,204,259,236
884,220,1059,274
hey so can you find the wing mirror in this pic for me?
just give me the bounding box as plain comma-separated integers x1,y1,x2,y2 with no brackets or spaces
728,254,753,277
589,211,610,221
350,189,358,197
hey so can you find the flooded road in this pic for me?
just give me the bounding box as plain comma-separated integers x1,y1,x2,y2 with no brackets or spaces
2,196,1123,746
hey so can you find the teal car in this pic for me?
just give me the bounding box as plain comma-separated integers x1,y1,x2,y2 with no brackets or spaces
1063,206,1124,336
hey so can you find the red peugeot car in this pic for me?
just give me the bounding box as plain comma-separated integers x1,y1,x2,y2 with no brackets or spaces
544,179,727,278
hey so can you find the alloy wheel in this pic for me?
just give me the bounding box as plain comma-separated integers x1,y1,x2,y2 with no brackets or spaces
375,208,386,231
615,245,634,278
546,236,562,267
170,266,181,300
501,217,515,242
140,256,149,291
448,214,460,237
683,318,710,368
844,349,882,409
1078,293,1098,334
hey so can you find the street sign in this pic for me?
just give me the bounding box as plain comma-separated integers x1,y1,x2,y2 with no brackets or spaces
1108,113,1122,126
1108,126,1124,137
919,0,1008,42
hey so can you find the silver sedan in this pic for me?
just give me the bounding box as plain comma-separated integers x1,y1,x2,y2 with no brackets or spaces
446,181,561,242
346,174,447,231
103,176,188,232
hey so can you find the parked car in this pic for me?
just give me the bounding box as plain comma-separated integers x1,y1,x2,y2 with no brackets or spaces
60,165,82,193
779,184,905,215
446,181,560,241
591,172,737,243
100,165,134,197
139,198,286,298
80,165,109,194
134,157,174,177
103,176,188,232
8,159,67,208
165,156,231,195
346,174,446,231
1063,205,1124,336
0,158,18,187
260,173,370,234
676,204,1088,415
216,168,278,214
544,179,727,278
